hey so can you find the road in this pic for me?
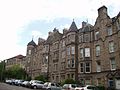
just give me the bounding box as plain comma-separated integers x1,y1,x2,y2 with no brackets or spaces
0,82,34,90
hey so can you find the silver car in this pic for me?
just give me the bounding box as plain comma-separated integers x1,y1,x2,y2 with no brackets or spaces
62,84,79,90
43,82,62,90
31,80,44,89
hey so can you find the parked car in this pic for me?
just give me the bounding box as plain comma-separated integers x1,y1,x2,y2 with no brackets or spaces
14,79,19,85
43,82,62,90
62,84,79,90
29,80,39,85
15,80,24,86
75,85,98,90
31,80,44,89
5,79,13,84
5,79,15,85
21,81,31,88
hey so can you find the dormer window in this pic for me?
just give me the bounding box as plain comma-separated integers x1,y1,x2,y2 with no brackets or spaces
79,35,84,43
84,34,90,42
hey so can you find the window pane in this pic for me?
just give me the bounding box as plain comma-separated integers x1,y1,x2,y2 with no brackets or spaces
110,58,116,70
80,48,84,57
79,35,83,43
67,47,70,55
109,42,114,53
28,50,31,55
84,34,89,42
85,48,90,57
71,46,75,54
96,45,100,56
80,63,84,73
71,58,75,68
96,61,101,72
95,31,100,40
85,62,90,73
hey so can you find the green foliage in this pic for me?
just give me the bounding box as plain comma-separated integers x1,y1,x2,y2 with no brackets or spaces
34,75,47,82
25,76,31,81
5,65,27,80
61,78,76,86
96,86,105,90
0,61,5,81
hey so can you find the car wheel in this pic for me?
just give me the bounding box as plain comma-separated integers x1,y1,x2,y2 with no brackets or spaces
47,88,51,90
34,86,37,89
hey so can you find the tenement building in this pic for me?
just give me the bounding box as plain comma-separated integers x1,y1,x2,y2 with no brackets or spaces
6,55,26,70
25,6,120,88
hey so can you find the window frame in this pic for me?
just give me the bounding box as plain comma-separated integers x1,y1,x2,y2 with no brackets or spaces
110,58,116,70
96,61,101,72
80,63,84,73
85,48,90,57
67,47,70,55
71,58,75,68
84,34,90,42
96,45,100,56
80,48,84,58
71,46,75,54
28,50,31,55
95,31,100,40
85,62,91,73
109,41,114,53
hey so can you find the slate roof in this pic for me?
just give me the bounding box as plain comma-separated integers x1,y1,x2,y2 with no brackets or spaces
69,20,78,32
79,24,93,33
27,40,36,46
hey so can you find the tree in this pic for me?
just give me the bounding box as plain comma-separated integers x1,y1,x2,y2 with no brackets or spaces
0,60,5,81
5,65,27,80
34,75,47,82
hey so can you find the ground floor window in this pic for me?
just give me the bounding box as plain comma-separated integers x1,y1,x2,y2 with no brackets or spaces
108,79,114,87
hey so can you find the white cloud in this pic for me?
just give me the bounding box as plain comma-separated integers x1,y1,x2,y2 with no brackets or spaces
31,30,48,43
0,0,120,60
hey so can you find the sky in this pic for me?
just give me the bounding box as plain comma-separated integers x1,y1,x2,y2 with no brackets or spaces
0,0,120,60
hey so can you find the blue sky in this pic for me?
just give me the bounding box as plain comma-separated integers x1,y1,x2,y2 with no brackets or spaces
0,0,120,60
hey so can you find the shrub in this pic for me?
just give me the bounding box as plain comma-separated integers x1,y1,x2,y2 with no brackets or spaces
61,78,76,86
96,86,105,90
